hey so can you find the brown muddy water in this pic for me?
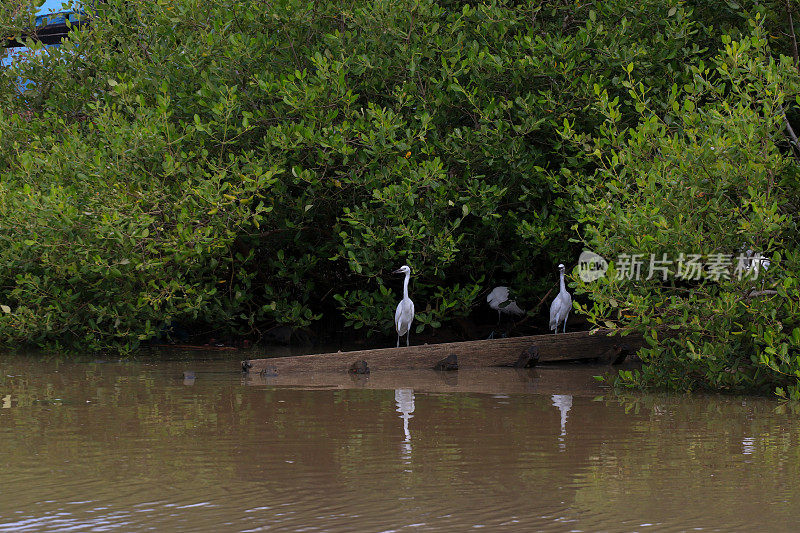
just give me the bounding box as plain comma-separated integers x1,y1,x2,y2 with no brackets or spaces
1,350,799,532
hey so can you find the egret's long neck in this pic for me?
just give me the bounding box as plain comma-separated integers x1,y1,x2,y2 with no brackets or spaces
403,271,410,300
559,270,566,293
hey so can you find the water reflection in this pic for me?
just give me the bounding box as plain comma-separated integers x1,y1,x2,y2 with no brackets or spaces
742,436,755,455
551,394,572,451
1,355,800,532
395,388,415,463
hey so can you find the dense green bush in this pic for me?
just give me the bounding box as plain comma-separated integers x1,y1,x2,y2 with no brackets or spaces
0,0,798,400
565,19,800,395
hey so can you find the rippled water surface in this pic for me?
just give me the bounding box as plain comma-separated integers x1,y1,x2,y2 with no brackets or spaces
2,351,799,532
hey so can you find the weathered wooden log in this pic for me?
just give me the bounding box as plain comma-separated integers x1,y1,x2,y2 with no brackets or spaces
241,329,642,374
513,345,540,368
242,367,608,396
597,344,632,365
433,353,459,371
259,365,278,377
348,360,370,374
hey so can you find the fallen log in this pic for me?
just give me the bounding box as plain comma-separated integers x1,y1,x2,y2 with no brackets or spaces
242,367,611,396
241,329,641,374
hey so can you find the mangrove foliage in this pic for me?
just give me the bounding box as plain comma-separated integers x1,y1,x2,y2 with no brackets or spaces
1,0,799,395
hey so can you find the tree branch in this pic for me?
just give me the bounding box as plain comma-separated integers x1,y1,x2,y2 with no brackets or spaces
739,289,779,301
787,0,799,71
782,108,800,161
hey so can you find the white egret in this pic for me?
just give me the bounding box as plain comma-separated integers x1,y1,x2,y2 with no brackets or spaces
393,265,415,348
486,286,525,324
549,263,572,334
744,248,770,276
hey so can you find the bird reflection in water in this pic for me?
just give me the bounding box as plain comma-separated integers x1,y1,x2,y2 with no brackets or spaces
395,388,415,466
551,394,572,452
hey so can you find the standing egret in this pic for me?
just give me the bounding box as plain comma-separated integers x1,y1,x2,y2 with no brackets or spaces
393,265,415,348
486,286,525,324
549,263,572,334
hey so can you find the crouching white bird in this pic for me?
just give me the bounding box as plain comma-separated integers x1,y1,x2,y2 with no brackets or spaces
549,263,572,334
487,286,525,324
393,265,415,347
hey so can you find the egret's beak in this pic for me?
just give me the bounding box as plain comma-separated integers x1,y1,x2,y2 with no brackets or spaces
392,268,403,275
